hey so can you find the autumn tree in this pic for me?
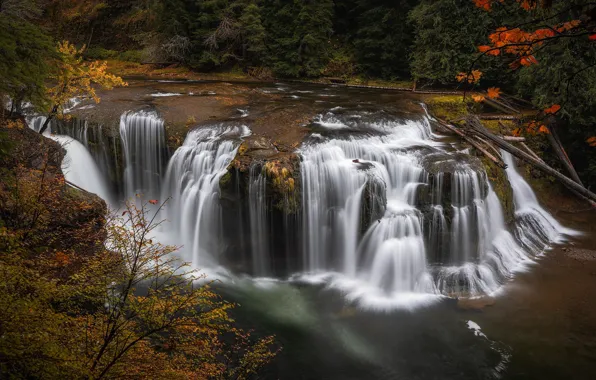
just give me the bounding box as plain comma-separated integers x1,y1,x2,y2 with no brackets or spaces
465,0,596,184
80,199,278,379
38,41,127,135
0,128,279,378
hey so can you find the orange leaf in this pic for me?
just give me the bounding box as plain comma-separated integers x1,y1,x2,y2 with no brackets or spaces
512,128,522,137
55,251,70,266
587,137,596,147
487,87,501,99
472,94,485,103
544,104,561,114
474,0,493,11
148,199,159,205
456,70,483,84
478,45,492,53
538,125,550,134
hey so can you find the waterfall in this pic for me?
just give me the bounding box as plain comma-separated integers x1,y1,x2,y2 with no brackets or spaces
49,135,113,205
24,94,579,307
502,151,578,249
249,164,270,276
295,107,580,307
120,111,167,200
27,115,50,134
299,115,439,305
25,116,113,204
160,124,250,268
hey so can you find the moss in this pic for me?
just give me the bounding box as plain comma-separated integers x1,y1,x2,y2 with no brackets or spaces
263,159,300,214
481,156,515,224
482,119,517,134
219,171,233,190
424,95,470,122
238,142,249,156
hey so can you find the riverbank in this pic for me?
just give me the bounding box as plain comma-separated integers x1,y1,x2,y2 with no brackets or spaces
473,206,596,379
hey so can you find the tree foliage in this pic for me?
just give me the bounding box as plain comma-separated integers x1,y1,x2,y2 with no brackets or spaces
0,129,278,378
0,0,55,114
38,41,127,134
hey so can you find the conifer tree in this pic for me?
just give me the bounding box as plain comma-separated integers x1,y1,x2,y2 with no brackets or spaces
0,0,55,113
239,2,266,66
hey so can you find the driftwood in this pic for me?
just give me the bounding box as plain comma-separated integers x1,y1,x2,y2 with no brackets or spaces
479,115,518,121
465,116,596,205
483,97,521,115
519,142,544,163
502,136,525,142
474,135,503,159
436,118,506,169
546,124,584,186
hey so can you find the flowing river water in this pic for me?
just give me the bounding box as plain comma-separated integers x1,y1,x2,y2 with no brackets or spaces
25,80,596,379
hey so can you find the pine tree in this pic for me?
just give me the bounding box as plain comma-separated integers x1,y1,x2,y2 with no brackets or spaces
0,0,55,114
353,0,418,80
239,2,266,66
409,0,493,84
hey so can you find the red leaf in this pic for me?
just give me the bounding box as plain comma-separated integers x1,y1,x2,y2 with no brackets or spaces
544,104,561,114
589,34,596,41
148,199,159,205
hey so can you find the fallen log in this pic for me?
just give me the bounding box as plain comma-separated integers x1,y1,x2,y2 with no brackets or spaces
479,115,518,121
474,136,503,159
435,118,506,169
502,136,525,142
483,97,521,115
465,116,596,205
546,124,584,186
519,142,544,163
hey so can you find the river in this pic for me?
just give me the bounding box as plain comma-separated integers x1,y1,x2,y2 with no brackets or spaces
28,80,596,379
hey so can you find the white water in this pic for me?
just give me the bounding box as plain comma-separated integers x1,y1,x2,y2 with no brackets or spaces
24,96,579,309
120,111,166,200
502,151,579,249
299,116,441,307
160,124,250,268
249,164,270,276
49,135,113,205
293,109,578,308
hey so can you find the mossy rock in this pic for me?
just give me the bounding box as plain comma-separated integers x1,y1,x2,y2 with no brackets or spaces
482,156,515,224
425,95,471,122
263,155,301,214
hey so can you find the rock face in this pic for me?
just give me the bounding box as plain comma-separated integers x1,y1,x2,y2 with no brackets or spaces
218,136,302,275
0,122,107,257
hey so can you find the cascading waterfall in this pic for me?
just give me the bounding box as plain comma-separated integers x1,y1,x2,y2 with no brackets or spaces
120,111,167,200
295,108,577,307
26,115,113,204
299,115,439,305
249,164,270,276
49,135,113,205
24,91,579,308
160,124,250,268
502,151,578,249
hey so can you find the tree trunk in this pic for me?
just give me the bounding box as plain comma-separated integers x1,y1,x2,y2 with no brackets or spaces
38,107,57,135
546,124,584,186
436,118,506,168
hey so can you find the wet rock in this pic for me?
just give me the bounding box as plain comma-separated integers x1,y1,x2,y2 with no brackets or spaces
457,297,496,311
566,248,596,261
